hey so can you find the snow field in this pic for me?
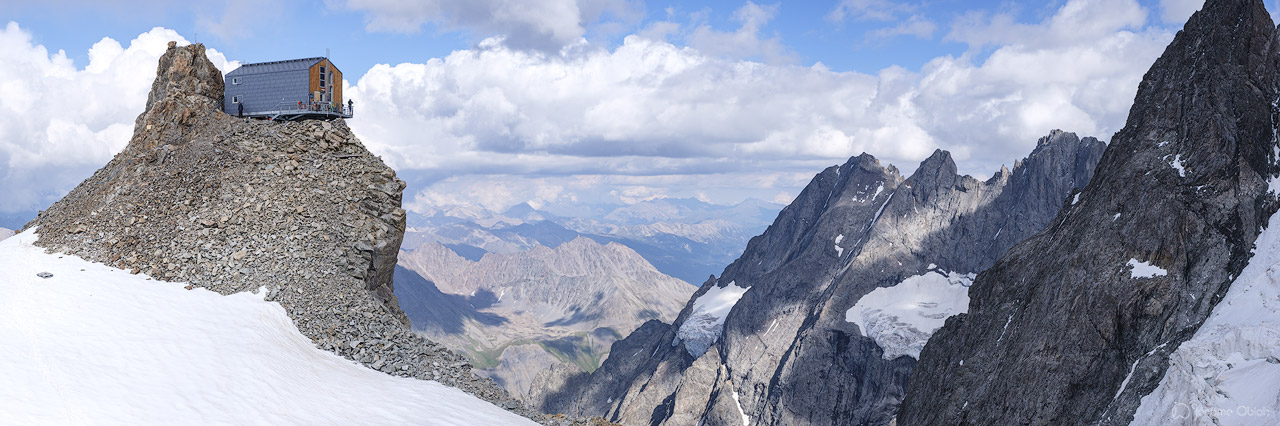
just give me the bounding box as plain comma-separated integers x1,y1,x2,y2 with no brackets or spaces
1130,211,1280,425
0,229,536,426
676,280,750,357
845,270,975,360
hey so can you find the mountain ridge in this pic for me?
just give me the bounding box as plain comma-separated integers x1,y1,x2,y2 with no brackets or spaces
537,129,1106,425
898,0,1280,423
398,236,692,402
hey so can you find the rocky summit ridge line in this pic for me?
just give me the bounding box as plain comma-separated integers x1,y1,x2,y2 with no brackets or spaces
897,0,1280,424
23,42,606,425
537,129,1106,425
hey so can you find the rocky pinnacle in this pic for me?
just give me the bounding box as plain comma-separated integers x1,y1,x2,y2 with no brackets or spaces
23,43,600,425
898,0,1280,424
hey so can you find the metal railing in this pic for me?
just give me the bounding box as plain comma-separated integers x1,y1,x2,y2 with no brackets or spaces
293,100,352,116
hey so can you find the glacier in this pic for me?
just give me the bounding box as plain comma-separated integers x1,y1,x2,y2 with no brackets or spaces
845,270,975,360
1130,211,1280,425
677,280,750,357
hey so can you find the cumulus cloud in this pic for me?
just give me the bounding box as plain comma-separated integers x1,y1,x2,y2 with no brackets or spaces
346,0,1172,212
0,22,235,213
2,0,1177,216
337,0,643,51
685,2,797,63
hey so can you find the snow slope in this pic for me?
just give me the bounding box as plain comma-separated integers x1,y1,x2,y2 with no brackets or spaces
0,227,12,241
1130,211,1280,425
676,280,750,357
845,270,975,360
0,229,536,426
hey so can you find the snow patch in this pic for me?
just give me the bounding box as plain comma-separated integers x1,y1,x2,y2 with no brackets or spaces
1072,193,1081,205
0,229,536,425
1131,211,1280,425
677,280,750,357
834,234,845,256
1114,343,1168,402
1113,213,1121,221
845,270,975,359
1127,258,1167,279
731,386,750,425
1268,176,1280,196
1170,154,1186,177
867,192,894,230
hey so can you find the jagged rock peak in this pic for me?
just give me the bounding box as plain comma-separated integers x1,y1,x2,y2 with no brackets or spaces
897,0,1280,424
130,42,225,153
145,42,223,113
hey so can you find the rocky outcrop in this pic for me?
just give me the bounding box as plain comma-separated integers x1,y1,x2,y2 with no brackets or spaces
540,131,1105,425
23,43,572,423
396,237,692,401
897,0,1280,424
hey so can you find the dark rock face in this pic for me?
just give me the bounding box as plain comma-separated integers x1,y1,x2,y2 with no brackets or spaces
898,0,1280,424
539,131,1106,425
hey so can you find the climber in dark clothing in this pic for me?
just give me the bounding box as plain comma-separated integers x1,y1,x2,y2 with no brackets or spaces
237,102,243,118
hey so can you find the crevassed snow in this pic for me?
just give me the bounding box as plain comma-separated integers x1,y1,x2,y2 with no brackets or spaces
1131,211,1280,425
1127,258,1168,279
0,229,536,426
677,280,750,357
845,270,975,359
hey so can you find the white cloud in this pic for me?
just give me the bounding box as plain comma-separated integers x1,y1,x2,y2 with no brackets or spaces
685,2,797,63
0,22,235,213
1158,0,1202,24
348,0,1173,212
1,0,1176,216
337,0,643,51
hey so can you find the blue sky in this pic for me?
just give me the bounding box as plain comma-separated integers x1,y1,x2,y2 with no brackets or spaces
0,0,1247,227
8,1,1130,74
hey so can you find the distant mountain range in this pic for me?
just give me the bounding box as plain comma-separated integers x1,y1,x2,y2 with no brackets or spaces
395,237,692,401
402,197,784,285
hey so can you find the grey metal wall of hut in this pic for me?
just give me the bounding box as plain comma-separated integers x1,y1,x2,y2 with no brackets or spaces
222,60,318,116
